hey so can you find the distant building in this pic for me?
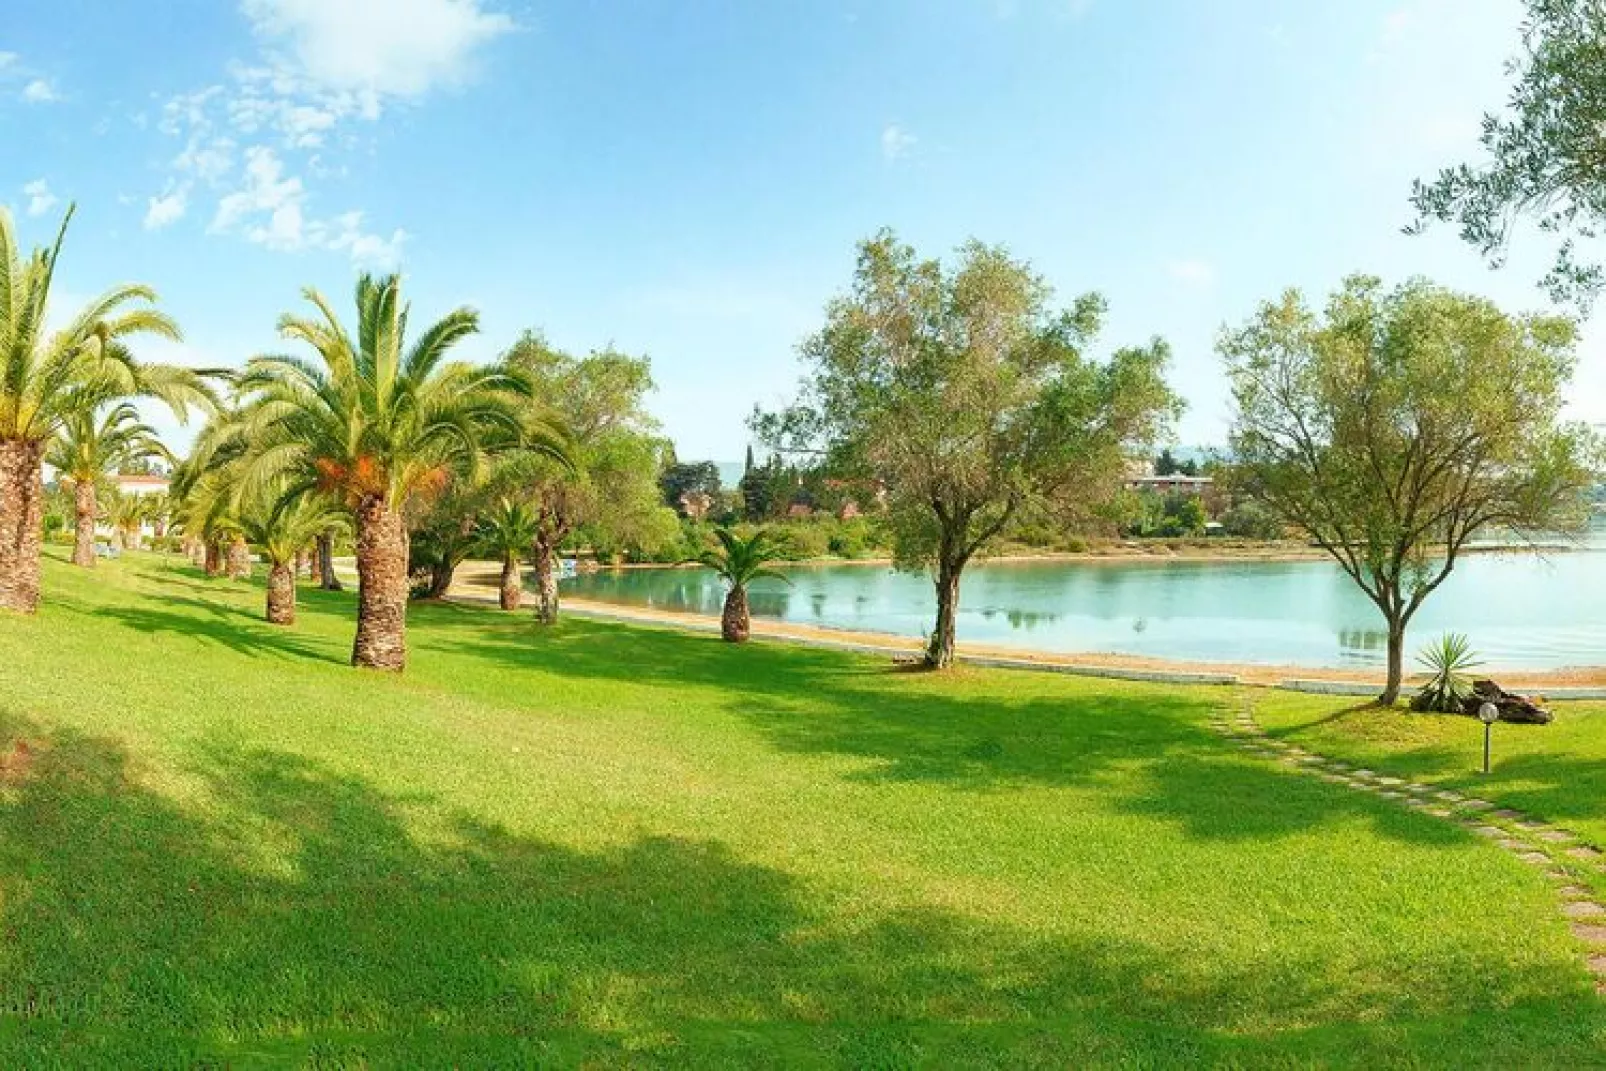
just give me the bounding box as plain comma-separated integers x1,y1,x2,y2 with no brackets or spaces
114,473,170,498
1125,474,1213,496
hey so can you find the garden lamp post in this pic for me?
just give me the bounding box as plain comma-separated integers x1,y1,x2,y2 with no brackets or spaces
1477,701,1500,774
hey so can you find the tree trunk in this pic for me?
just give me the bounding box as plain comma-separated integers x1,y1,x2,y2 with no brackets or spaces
425,558,457,600
205,539,223,578
352,496,409,671
294,548,309,580
533,538,560,624
266,561,297,626
1380,616,1406,707
925,562,964,669
721,584,750,642
0,440,44,614
72,479,97,568
499,552,523,611
227,535,251,580
317,530,343,591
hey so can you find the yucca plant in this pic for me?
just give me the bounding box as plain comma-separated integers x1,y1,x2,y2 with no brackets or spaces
692,527,791,643
1412,633,1483,713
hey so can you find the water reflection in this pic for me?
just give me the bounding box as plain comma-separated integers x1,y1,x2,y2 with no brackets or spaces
566,531,1606,670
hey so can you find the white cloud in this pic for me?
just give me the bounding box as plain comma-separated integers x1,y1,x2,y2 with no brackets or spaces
240,0,514,99
881,123,917,162
145,185,190,230
22,180,57,217
1167,258,1216,288
208,146,404,266
21,78,57,104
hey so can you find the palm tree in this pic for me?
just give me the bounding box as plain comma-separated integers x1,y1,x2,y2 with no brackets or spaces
239,488,346,626
475,497,539,611
693,527,790,643
0,205,214,611
235,274,559,670
104,490,149,551
45,401,170,565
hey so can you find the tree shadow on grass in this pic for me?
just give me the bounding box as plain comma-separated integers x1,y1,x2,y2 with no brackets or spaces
54,593,348,666
0,713,1600,1066
418,619,1495,848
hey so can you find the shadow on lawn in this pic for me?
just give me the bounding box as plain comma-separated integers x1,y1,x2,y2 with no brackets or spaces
0,714,1600,1065
418,618,1474,846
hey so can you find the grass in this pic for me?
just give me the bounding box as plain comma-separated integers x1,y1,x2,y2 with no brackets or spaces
0,550,1602,1065
1254,688,1606,850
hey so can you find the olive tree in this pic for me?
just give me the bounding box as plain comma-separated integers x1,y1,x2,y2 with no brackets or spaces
1220,275,1599,705
1410,0,1606,306
755,230,1179,668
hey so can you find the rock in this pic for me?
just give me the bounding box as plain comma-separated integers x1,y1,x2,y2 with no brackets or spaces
1462,680,1553,725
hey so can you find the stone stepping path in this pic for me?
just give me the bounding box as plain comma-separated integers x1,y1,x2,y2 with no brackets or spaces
1210,702,1606,994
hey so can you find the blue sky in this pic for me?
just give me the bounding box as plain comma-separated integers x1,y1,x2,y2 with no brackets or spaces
3,0,1598,460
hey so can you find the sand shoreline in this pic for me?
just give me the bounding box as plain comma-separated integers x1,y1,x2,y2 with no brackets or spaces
448,563,1606,689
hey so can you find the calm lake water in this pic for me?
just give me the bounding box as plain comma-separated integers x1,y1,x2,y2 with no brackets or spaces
561,525,1606,670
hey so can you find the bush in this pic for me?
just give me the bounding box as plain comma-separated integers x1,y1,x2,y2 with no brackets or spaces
1219,500,1286,540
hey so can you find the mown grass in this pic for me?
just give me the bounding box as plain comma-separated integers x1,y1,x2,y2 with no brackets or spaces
0,549,1602,1066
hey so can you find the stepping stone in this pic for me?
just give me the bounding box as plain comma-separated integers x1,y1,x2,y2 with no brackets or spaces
1328,762,1351,771
1435,790,1464,802
1571,923,1606,945
1405,784,1433,794
1473,826,1504,838
1297,756,1325,765
1317,773,1348,784
1517,819,1548,832
1379,791,1404,800
1378,777,1404,787
1567,846,1603,862
1589,954,1606,976
1497,838,1530,851
1427,807,1452,817
1458,799,1494,811
1403,798,1430,809
1491,809,1526,821
1536,829,1574,844
1563,901,1606,919
1517,852,1553,867
1558,885,1592,900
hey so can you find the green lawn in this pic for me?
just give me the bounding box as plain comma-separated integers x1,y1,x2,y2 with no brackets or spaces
0,551,1602,1066
1254,689,1606,851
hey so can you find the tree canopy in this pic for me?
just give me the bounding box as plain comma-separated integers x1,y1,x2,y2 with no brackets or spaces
1410,0,1606,306
1220,274,1599,703
755,229,1179,666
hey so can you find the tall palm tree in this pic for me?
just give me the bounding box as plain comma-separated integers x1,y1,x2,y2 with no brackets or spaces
235,274,560,670
104,490,149,551
475,497,539,611
45,400,170,566
239,488,346,626
693,527,790,643
0,204,214,611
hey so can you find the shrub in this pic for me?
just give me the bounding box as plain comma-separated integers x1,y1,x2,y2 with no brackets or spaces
1411,633,1482,712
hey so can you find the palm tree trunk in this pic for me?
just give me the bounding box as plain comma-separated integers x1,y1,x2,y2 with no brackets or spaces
352,496,409,671
227,535,251,579
0,440,44,614
72,479,97,568
721,585,751,643
533,538,560,624
499,552,522,611
266,561,297,626
925,561,963,669
317,530,343,591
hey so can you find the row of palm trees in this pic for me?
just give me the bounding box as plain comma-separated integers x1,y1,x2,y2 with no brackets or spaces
2,201,792,668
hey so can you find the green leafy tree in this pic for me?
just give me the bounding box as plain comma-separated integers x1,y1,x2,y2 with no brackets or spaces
660,460,722,517
231,274,557,671
46,401,171,566
0,204,213,611
1220,275,1599,705
475,497,540,611
502,332,672,622
691,527,790,643
1410,0,1606,306
755,230,1179,667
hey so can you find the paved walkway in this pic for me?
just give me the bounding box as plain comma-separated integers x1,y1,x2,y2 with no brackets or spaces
1211,699,1606,994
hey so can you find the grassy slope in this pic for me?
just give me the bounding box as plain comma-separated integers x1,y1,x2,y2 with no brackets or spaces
0,550,1601,1066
